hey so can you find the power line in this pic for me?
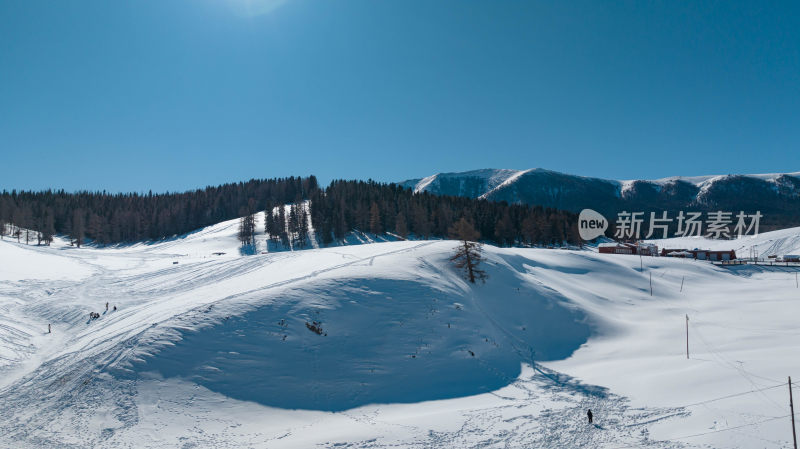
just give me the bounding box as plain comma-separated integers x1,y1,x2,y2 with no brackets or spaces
673,414,791,440
691,322,786,386
615,414,796,448
679,382,786,408
622,383,786,429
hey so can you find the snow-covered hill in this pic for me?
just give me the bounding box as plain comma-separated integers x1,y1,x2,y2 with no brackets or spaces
1,217,799,448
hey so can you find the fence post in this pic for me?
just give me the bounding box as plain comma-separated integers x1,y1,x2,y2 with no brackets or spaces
685,314,689,359
790,376,797,449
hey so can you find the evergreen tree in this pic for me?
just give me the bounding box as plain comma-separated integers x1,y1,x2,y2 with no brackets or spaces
12,208,23,242
237,212,256,247
0,198,7,240
395,212,408,239
265,207,278,243
287,204,299,246
41,210,55,246
71,209,84,247
22,206,33,244
297,203,309,247
412,205,431,239
88,213,105,245
521,215,540,246
369,202,382,235
333,201,347,241
494,211,515,247
277,205,289,247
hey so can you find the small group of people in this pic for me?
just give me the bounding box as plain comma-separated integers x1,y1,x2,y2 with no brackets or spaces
50,304,120,334
88,303,117,322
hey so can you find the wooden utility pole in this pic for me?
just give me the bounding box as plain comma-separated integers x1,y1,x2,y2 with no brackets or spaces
790,376,798,449
685,314,689,359
650,272,653,296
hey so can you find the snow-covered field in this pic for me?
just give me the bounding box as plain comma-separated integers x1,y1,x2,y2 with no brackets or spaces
1,219,799,448
647,226,800,260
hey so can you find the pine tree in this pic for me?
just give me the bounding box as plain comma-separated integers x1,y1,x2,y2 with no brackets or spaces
395,212,408,239
287,204,299,246
521,215,540,246
71,209,85,247
238,216,249,246
494,211,514,247
36,214,43,245
13,208,23,242
413,205,431,239
88,213,105,245
22,206,33,245
369,202,382,235
265,207,277,243
297,203,309,247
277,205,289,247
448,218,487,284
0,198,7,240
333,201,347,241
41,210,55,246
237,209,256,247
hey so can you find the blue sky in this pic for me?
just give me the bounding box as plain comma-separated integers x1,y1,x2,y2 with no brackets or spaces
1,0,799,192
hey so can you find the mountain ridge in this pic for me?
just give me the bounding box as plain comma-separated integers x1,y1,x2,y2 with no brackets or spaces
400,168,800,229
401,167,800,199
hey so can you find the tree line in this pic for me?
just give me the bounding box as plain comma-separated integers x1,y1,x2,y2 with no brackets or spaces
306,180,579,247
0,177,317,247
1,176,581,248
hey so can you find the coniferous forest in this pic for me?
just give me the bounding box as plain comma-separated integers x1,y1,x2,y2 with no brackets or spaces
0,176,580,248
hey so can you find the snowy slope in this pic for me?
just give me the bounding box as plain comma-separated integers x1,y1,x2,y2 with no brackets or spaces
647,225,800,258
1,219,800,448
400,168,521,199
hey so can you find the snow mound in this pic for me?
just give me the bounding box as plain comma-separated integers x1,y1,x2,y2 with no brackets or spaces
133,252,590,411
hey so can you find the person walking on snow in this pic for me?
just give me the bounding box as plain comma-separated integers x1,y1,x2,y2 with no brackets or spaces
48,324,51,334
587,409,593,424
105,302,109,312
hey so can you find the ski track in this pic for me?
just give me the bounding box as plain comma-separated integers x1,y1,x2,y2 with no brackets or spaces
318,374,688,449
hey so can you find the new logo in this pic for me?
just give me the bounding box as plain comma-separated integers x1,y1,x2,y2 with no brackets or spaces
578,209,608,241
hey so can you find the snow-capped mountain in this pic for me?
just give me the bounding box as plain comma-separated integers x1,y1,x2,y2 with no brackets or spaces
402,168,800,228
398,169,522,199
